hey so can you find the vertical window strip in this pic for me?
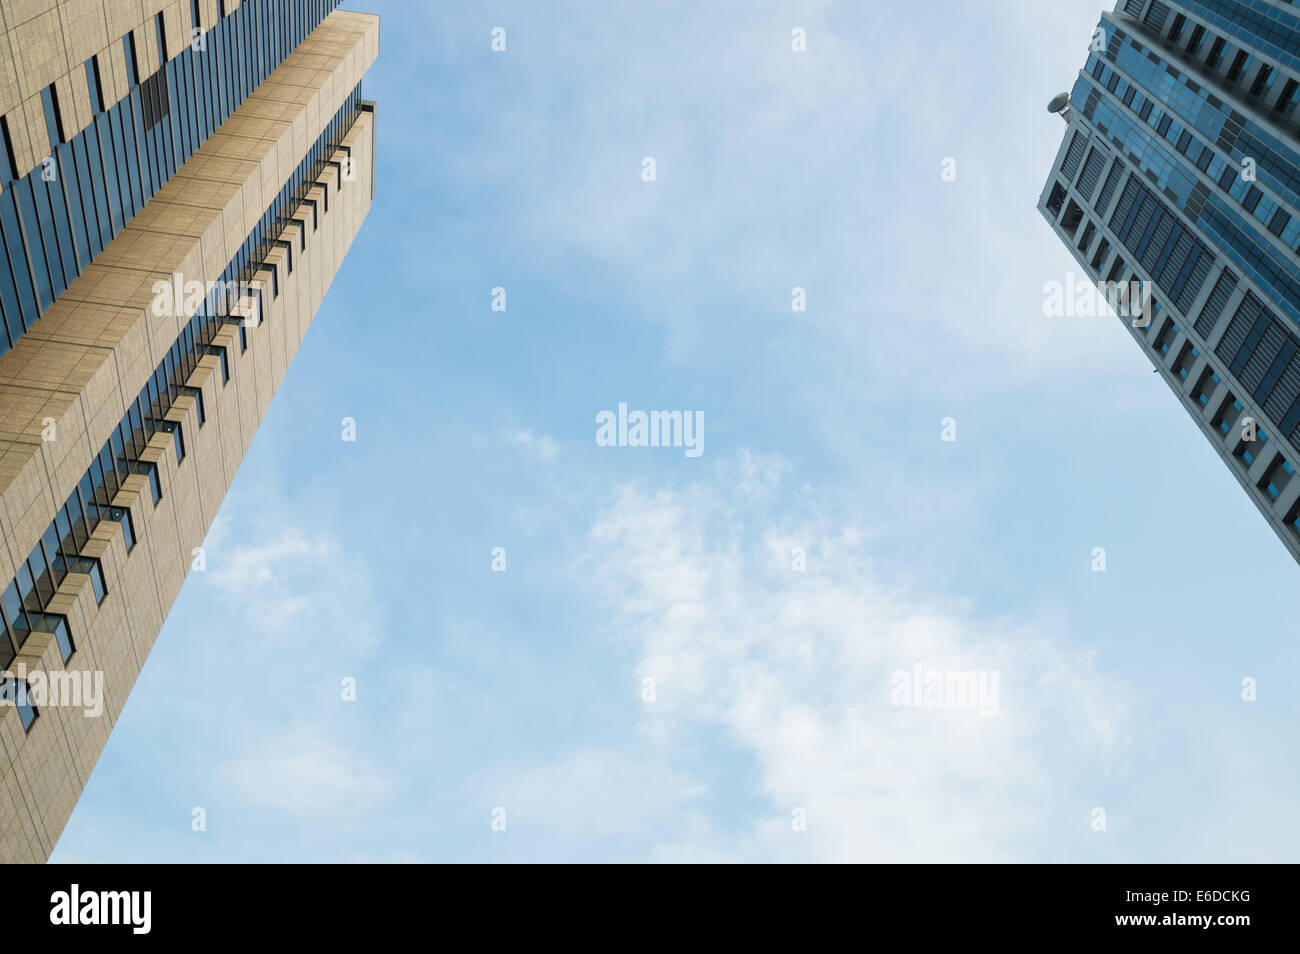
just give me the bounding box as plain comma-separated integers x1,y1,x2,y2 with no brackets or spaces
40,84,65,148
0,116,19,181
156,11,169,63
85,55,106,113
124,32,140,86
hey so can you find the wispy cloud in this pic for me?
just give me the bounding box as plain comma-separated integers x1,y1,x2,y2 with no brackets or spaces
563,452,1132,861
204,509,379,652
480,749,709,842
220,726,396,825
399,0,1126,402
501,427,560,460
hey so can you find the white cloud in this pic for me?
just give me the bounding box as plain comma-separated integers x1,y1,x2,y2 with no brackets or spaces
204,516,379,652
220,726,396,824
501,427,560,461
483,749,709,842
408,0,1129,401
570,452,1131,861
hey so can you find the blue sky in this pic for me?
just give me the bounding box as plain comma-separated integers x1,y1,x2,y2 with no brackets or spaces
50,0,1300,862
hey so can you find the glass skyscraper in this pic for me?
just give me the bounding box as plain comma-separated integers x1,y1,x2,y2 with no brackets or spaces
0,1,377,860
1040,0,1300,563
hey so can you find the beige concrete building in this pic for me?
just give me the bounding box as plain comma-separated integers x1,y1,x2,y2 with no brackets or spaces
0,0,377,862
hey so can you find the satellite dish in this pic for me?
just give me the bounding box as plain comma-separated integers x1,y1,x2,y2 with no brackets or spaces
1047,92,1071,114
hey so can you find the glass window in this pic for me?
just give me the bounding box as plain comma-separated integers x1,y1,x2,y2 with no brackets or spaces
1276,78,1300,116
1259,454,1294,501
156,12,168,62
85,56,105,113
89,561,106,604
1269,208,1290,238
1250,64,1275,99
1239,425,1268,466
123,32,140,86
1,580,26,634
1227,50,1250,83
1,678,38,732
40,84,65,147
112,507,136,552
1207,38,1227,70
0,116,18,181
1214,395,1240,437
53,617,74,662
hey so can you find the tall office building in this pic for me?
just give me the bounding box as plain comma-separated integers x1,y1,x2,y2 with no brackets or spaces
1039,0,1300,562
0,1,377,861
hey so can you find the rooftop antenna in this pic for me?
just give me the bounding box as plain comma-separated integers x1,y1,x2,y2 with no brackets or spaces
1047,92,1072,123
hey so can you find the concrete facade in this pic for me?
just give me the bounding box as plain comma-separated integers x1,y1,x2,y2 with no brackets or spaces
0,5,377,862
